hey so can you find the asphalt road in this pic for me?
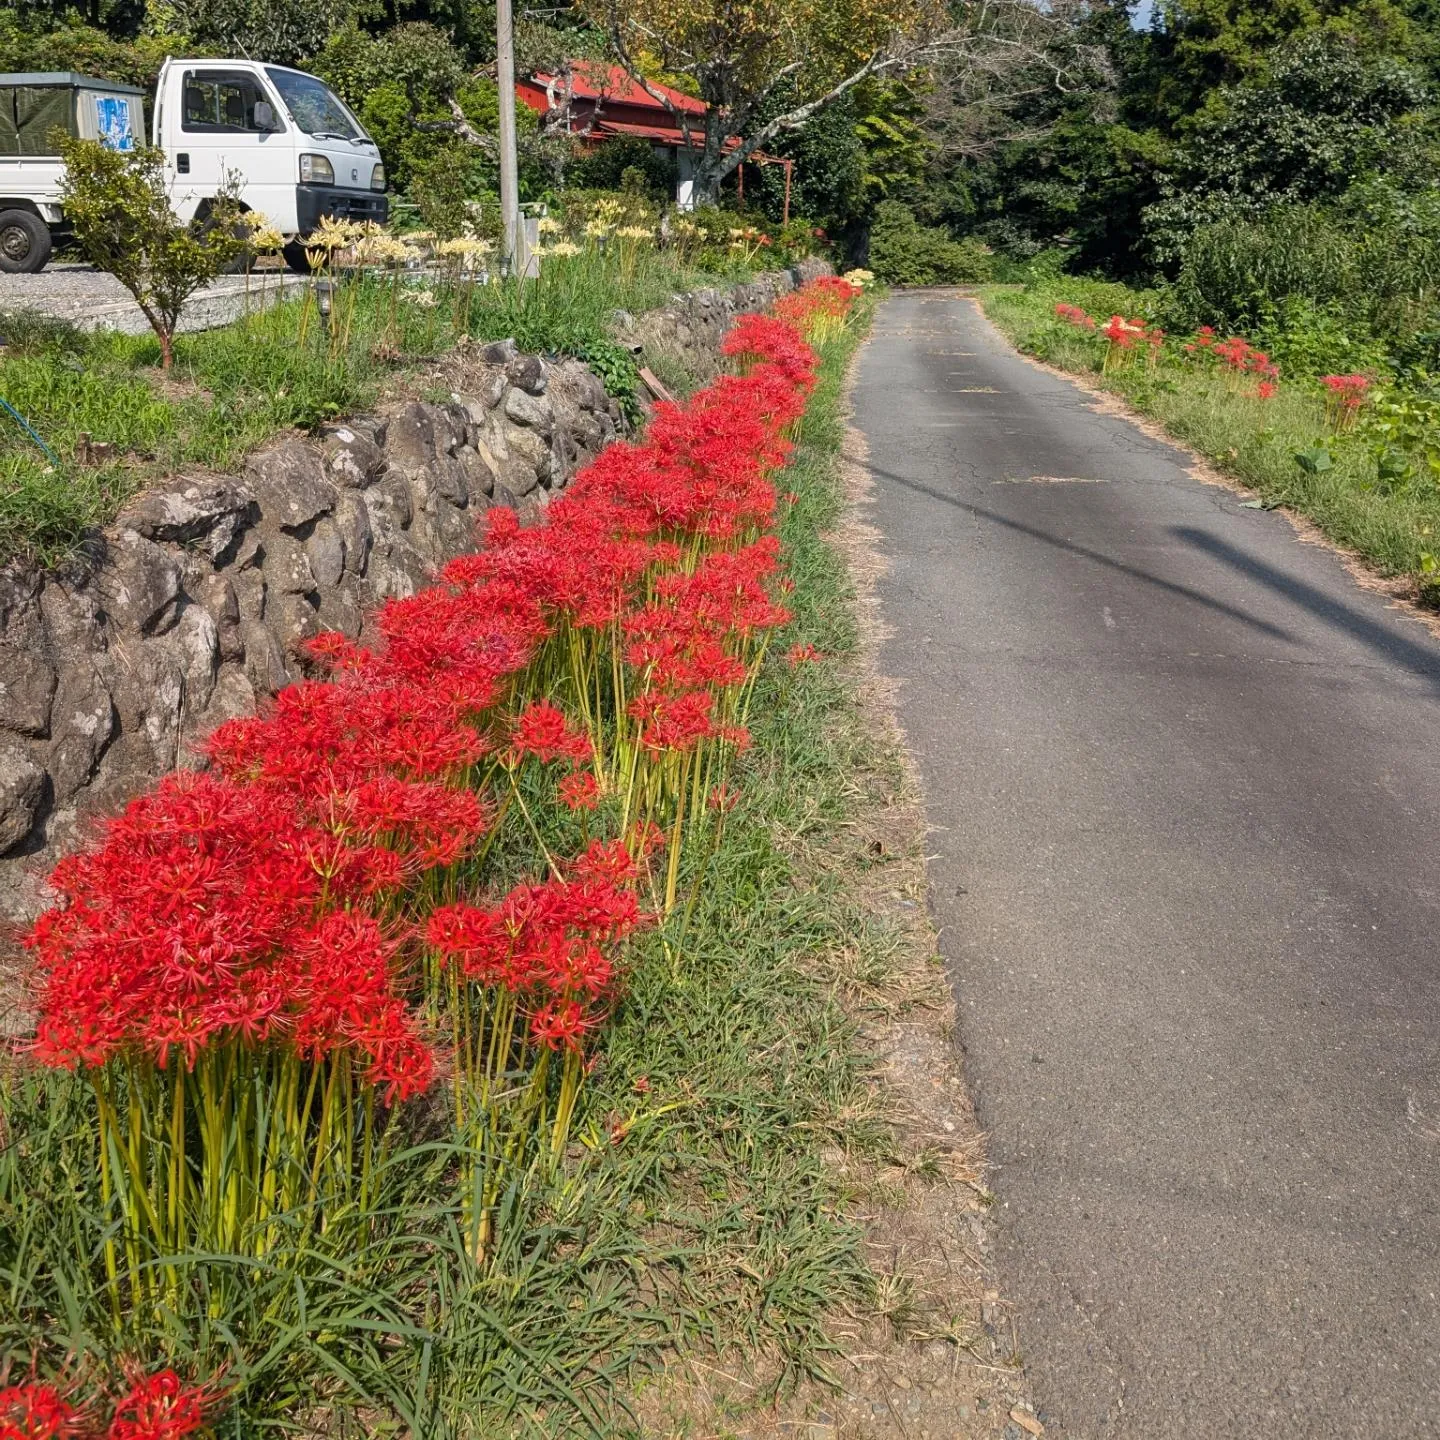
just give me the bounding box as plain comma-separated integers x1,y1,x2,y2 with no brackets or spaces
852,291,1440,1438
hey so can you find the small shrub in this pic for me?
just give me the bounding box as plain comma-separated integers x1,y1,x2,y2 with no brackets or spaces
57,138,245,370
0,309,86,358
772,216,827,265
567,136,677,198
868,202,992,287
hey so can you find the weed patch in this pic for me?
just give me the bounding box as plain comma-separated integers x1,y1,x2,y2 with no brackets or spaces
0,249,762,568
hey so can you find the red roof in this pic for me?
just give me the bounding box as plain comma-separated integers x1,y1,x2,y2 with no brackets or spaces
592,118,702,145
528,61,706,117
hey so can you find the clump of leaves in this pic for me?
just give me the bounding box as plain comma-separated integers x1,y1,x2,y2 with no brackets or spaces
868,202,992,287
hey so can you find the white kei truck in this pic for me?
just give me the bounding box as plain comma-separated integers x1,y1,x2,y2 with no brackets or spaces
0,59,388,274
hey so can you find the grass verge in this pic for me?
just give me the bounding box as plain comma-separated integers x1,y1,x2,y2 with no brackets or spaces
981,280,1440,603
2,302,924,1437
0,248,753,569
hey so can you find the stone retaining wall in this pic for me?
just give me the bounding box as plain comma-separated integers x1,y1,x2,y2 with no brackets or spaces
0,264,828,933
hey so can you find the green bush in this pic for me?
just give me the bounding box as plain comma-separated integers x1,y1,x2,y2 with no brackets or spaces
57,139,245,371
868,202,993,286
567,136,677,199
1168,202,1440,372
1168,209,1357,334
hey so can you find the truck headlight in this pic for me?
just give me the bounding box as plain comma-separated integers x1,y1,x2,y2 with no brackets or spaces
371,162,386,192
300,154,334,185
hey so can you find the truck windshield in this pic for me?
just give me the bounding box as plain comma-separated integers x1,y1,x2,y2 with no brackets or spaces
264,69,363,141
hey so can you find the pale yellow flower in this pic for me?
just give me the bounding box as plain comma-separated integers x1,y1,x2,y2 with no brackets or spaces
250,222,285,252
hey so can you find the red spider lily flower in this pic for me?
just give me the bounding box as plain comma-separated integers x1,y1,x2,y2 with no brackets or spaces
1320,373,1370,429
529,998,593,1052
1102,315,1139,347
0,1384,86,1440
1322,373,1371,400
1054,303,1097,331
707,783,739,813
718,724,752,752
574,839,638,886
426,902,517,988
105,1370,215,1440
632,1073,651,1094
510,700,593,765
557,771,601,811
1257,381,1277,400
786,642,821,666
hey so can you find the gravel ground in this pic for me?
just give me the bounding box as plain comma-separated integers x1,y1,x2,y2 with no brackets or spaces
0,261,301,335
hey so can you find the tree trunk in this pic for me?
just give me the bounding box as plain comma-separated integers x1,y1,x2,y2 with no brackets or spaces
691,112,739,205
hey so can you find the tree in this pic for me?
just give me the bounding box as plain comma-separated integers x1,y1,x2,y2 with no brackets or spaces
579,0,1106,203
746,87,867,231
853,79,933,211
1143,31,1432,262
1142,0,1421,128
145,0,356,64
58,138,245,370
967,118,1168,273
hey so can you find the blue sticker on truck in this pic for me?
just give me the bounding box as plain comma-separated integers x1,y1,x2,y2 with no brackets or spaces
95,97,135,151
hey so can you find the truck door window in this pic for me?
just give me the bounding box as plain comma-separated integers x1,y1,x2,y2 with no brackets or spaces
181,72,281,133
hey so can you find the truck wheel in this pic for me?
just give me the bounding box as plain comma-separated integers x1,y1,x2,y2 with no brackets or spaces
192,206,250,275
282,240,316,276
0,210,52,274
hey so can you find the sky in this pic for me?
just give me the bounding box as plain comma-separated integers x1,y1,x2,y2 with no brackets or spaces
1130,0,1157,26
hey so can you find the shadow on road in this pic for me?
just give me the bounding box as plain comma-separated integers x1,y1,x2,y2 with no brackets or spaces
1173,526,1440,687
868,460,1298,644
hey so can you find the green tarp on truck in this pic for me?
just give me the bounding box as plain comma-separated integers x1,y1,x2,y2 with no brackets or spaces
0,73,146,157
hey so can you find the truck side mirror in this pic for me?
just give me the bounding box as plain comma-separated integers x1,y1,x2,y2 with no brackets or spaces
253,100,277,131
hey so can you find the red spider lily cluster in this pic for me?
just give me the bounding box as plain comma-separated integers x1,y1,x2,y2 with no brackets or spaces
775,276,857,345
1186,326,1279,397
1053,304,1282,399
1101,314,1165,372
1321,373,1371,430
1054,302,1096,331
0,1371,213,1440
17,279,854,1326
1052,303,1163,371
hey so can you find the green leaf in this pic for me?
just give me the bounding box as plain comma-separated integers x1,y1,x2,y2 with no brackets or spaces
1293,445,1334,475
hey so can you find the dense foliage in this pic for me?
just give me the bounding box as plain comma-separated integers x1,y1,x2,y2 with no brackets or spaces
867,200,992,286
939,0,1440,283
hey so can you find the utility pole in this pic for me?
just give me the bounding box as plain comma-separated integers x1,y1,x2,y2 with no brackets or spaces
496,0,522,273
